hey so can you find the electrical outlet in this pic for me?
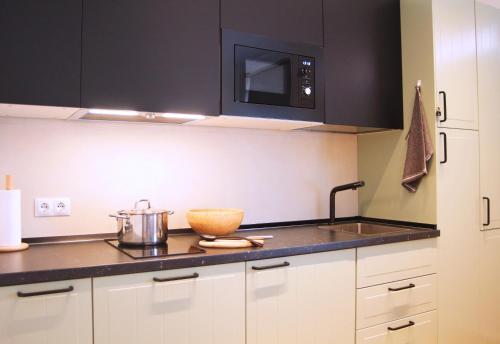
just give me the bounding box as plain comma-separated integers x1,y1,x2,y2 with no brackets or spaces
35,198,54,217
34,198,71,217
53,198,71,216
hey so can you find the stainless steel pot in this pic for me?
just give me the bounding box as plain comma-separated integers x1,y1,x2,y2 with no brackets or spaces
109,199,174,246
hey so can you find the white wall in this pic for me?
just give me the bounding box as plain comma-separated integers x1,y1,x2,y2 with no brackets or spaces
0,117,358,238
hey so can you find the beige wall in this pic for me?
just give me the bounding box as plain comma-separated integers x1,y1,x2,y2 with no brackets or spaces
358,0,437,224
0,117,358,238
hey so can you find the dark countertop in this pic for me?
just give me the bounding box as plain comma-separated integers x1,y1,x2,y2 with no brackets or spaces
0,221,439,287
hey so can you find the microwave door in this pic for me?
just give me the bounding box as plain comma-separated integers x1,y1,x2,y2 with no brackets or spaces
236,46,292,107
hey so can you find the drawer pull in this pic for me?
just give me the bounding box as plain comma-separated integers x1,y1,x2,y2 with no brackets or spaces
17,286,74,298
388,321,415,332
252,261,290,271
388,283,415,292
153,273,199,283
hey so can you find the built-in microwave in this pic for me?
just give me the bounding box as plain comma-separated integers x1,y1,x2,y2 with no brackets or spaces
222,30,324,122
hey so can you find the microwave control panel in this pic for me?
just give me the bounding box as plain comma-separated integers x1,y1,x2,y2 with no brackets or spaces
297,56,315,108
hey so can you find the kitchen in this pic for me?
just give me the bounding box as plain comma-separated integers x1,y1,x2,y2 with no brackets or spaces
0,0,498,343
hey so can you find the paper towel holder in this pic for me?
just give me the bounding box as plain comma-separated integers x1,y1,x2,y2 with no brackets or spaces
0,175,29,253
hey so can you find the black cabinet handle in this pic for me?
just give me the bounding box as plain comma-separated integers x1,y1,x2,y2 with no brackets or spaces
437,91,447,123
388,283,415,292
388,321,415,331
153,273,199,283
483,197,491,226
440,132,448,164
17,286,74,298
252,261,290,271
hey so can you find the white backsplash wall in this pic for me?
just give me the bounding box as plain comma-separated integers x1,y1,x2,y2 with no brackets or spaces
0,117,358,238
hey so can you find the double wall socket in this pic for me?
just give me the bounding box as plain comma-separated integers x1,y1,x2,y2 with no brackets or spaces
35,198,71,217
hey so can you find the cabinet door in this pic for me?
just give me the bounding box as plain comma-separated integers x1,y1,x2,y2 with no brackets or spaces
477,2,500,231
0,279,92,344
323,0,403,129
221,0,323,45
0,0,82,107
246,250,355,344
324,0,403,129
476,3,500,342
93,263,245,344
433,0,478,130
82,0,220,115
437,128,481,343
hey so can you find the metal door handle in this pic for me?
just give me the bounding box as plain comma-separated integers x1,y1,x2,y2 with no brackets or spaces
388,283,415,292
388,321,415,331
440,132,448,164
483,197,491,226
17,286,74,298
252,261,290,271
153,273,199,282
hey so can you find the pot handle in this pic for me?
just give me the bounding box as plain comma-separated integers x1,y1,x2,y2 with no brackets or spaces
135,199,151,210
109,214,130,220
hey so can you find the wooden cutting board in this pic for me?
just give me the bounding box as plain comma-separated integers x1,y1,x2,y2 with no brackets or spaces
198,239,264,248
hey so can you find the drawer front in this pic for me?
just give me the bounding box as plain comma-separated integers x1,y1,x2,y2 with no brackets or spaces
357,274,437,329
356,311,437,344
357,239,437,288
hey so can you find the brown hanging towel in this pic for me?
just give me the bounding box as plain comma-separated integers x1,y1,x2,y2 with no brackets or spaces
402,85,434,192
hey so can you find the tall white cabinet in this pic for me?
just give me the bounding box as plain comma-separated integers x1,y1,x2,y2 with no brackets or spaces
477,1,500,231
476,2,500,343
432,0,500,343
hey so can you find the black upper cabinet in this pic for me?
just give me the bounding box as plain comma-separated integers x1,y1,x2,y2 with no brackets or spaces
323,0,403,129
81,0,220,115
221,0,323,46
0,0,82,107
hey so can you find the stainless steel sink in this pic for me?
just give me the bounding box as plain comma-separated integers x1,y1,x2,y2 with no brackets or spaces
318,222,414,236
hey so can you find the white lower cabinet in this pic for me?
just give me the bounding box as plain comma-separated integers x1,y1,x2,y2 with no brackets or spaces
93,263,245,344
356,311,438,344
0,278,92,344
246,250,356,344
356,239,438,343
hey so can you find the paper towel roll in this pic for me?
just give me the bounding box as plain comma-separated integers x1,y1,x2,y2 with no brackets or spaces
0,190,22,247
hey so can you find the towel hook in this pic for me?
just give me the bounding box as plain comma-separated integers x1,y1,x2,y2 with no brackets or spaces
416,80,422,91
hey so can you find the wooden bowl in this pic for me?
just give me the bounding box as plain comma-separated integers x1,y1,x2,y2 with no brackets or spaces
186,208,244,236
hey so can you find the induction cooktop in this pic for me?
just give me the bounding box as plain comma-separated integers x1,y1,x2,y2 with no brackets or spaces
106,240,206,259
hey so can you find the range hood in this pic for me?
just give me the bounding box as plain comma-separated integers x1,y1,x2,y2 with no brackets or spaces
0,103,322,131
70,108,207,124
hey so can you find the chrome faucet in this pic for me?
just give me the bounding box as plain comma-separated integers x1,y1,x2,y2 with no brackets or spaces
330,181,365,224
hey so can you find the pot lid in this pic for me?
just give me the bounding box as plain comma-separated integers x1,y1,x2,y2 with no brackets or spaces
117,199,173,216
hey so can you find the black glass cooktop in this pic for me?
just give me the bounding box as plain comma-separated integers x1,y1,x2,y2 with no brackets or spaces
106,240,206,259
